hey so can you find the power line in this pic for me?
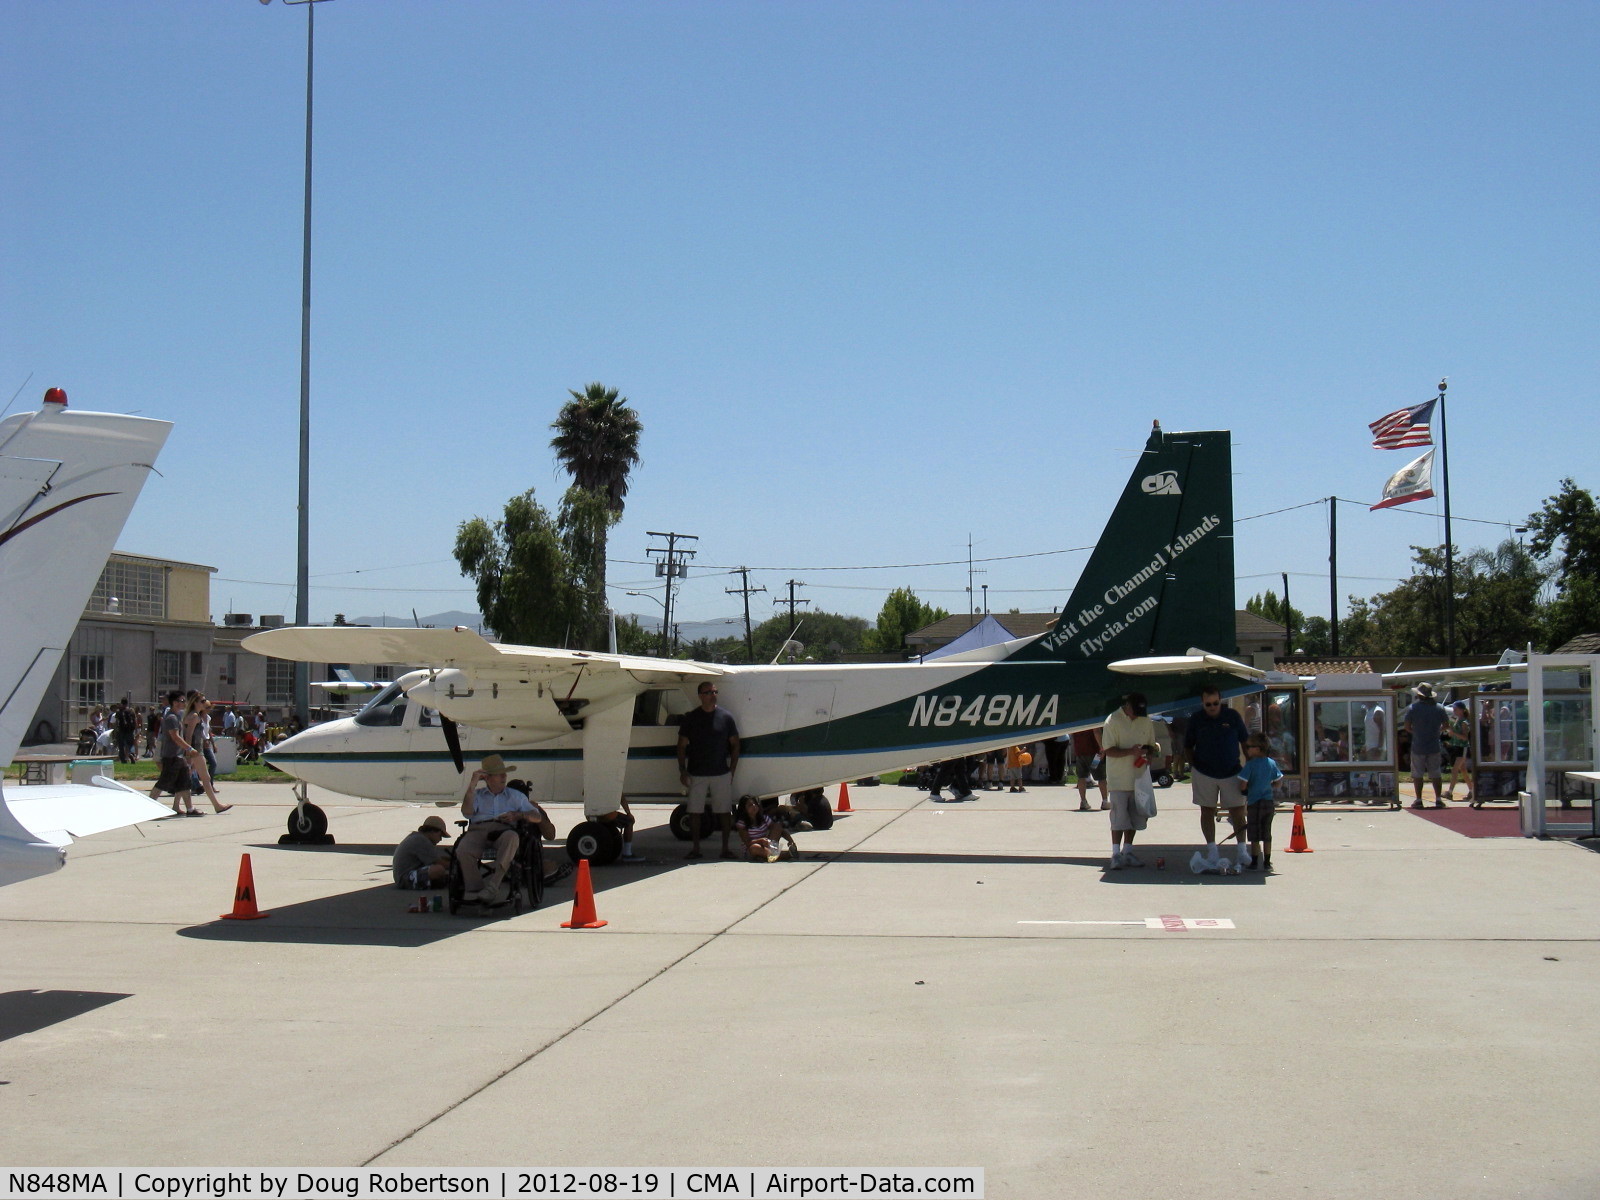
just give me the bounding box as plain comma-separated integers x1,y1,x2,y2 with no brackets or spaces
1332,495,1523,529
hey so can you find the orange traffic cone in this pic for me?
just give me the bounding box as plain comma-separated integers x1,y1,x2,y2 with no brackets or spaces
836,780,852,813
220,853,270,920
1285,804,1313,853
561,859,608,929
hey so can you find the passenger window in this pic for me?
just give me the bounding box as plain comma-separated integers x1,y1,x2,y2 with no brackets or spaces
632,692,662,727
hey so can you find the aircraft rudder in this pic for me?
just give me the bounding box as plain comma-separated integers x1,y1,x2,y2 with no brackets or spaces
1026,424,1233,664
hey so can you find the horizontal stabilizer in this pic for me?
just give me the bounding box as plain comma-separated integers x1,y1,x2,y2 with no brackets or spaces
1382,664,1517,689
1109,650,1267,680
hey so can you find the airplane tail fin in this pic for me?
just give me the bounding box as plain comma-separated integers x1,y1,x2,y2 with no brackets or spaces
0,396,171,765
1016,423,1234,664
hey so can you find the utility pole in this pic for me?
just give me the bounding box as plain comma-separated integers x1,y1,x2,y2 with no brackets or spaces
779,579,811,641
1281,571,1293,655
646,531,697,657
726,568,767,662
1328,496,1339,657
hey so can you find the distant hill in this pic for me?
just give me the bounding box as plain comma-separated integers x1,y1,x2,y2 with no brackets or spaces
345,610,484,630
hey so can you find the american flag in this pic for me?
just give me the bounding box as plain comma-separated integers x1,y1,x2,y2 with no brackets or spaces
1368,399,1436,450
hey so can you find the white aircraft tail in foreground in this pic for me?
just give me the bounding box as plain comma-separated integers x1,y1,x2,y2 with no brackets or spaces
0,390,174,886
249,422,1259,854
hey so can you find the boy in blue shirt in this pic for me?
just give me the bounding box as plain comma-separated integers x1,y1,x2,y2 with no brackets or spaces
1239,734,1285,872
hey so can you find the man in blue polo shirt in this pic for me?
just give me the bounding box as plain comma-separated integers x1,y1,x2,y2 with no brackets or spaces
457,754,555,903
1184,686,1251,869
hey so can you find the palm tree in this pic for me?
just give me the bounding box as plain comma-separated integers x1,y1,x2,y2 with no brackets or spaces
549,382,642,514
550,383,642,649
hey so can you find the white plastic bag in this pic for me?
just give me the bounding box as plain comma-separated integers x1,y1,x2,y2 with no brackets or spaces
1190,844,1225,874
1134,768,1158,818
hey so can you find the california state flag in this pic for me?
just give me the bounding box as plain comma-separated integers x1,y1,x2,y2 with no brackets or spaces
1371,449,1435,511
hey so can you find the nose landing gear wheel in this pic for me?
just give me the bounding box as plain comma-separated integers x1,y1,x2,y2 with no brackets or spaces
278,785,334,845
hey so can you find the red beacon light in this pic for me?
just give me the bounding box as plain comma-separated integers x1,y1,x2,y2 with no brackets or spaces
42,387,68,409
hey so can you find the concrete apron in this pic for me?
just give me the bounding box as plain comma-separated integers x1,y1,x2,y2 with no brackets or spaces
0,781,1596,1199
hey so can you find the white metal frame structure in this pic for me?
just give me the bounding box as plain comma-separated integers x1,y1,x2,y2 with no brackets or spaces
1517,653,1600,838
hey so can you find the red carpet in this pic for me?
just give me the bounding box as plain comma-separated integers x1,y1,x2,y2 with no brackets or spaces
1408,804,1595,839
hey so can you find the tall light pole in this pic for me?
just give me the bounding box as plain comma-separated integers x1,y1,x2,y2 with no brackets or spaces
262,0,333,727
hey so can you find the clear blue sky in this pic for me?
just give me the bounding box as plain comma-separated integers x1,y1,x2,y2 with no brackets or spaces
5,2,1595,641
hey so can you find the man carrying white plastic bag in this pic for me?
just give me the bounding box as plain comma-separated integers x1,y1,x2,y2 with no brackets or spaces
1102,692,1158,870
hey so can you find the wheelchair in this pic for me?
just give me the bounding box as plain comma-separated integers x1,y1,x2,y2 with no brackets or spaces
446,820,546,916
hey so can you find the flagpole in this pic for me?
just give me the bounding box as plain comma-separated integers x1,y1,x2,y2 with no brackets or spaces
1438,378,1454,666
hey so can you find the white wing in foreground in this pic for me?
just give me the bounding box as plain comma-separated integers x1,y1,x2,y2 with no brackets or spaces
0,777,175,887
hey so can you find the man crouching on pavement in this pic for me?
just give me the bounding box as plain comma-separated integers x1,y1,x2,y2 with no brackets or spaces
457,754,554,904
393,814,451,890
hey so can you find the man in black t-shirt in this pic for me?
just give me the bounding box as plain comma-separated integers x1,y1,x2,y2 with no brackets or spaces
677,681,740,860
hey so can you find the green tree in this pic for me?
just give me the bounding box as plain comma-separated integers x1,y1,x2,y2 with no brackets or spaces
1340,540,1546,656
549,382,643,648
454,486,617,649
750,611,872,663
1245,589,1306,651
868,588,950,653
1525,479,1600,647
613,614,659,657
1296,615,1333,657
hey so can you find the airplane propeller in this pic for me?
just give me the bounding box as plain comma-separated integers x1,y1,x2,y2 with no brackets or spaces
440,712,465,774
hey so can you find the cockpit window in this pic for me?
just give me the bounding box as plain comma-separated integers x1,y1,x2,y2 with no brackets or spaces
354,681,408,727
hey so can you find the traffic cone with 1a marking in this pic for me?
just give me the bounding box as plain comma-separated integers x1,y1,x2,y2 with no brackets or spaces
1285,804,1313,853
221,852,270,920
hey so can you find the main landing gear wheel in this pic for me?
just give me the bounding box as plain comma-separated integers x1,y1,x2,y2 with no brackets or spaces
800,789,834,830
669,803,714,841
567,820,623,865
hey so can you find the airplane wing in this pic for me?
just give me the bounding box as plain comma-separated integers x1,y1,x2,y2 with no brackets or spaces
1,777,175,887
244,625,724,686
1109,649,1268,680
245,625,723,735
5,777,175,843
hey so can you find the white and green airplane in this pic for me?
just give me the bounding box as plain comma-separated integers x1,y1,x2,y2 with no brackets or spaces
247,421,1258,852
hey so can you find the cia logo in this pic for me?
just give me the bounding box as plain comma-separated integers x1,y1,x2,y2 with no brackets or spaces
1141,471,1181,496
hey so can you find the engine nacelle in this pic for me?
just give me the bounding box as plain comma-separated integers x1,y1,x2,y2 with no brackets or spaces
404,669,574,736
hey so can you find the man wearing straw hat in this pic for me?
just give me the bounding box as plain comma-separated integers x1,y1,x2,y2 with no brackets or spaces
457,754,555,903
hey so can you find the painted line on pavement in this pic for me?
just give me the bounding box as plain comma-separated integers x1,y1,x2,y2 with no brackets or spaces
1019,916,1236,931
